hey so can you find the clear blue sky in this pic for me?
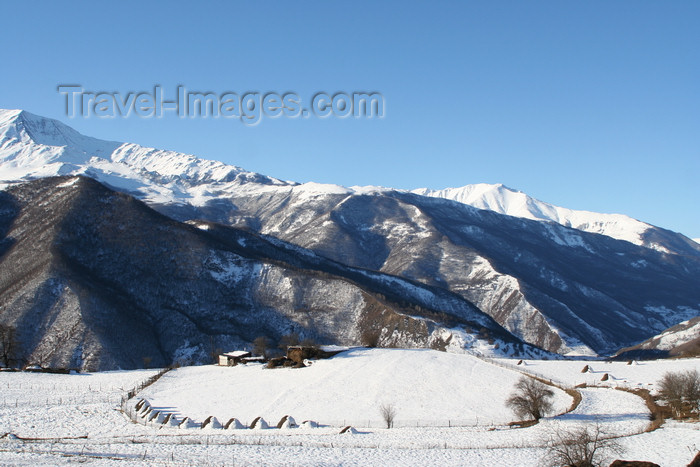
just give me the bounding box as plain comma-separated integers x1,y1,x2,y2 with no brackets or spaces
2,1,699,238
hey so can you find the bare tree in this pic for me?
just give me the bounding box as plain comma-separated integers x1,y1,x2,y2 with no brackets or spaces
658,369,700,417
379,402,397,429
209,335,222,364
300,337,317,348
278,332,300,352
506,376,555,421
544,423,623,467
253,336,269,358
0,324,18,368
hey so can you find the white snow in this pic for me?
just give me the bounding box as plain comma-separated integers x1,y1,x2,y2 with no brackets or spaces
493,357,700,393
2,109,694,257
0,350,698,466
638,318,700,351
139,348,571,427
412,184,664,250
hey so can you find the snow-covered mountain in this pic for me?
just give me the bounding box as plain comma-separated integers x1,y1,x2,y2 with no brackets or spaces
2,108,697,255
4,109,697,257
0,176,531,370
1,109,699,359
616,316,700,359
412,185,698,255
0,109,292,205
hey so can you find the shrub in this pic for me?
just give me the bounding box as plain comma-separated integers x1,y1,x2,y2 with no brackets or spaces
657,369,700,418
506,377,555,421
544,423,623,467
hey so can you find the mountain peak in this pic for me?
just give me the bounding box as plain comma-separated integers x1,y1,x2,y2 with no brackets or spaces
0,108,24,123
0,108,106,149
1,109,697,257
0,108,291,204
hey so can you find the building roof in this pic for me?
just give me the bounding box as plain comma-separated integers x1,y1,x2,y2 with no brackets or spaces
222,351,251,358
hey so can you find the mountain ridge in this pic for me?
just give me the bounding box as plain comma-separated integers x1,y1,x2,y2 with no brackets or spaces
1,109,699,359
412,184,699,255
0,175,531,370
2,109,697,256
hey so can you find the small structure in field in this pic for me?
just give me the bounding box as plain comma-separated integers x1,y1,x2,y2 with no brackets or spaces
179,417,198,429
250,416,269,430
286,346,345,365
277,415,298,429
218,351,251,366
240,356,266,364
224,418,245,429
201,416,223,430
166,415,181,428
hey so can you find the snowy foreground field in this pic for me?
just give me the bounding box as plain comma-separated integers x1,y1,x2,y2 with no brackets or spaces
0,349,698,466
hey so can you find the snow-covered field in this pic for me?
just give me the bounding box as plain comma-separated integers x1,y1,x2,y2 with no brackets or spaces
138,348,571,428
0,349,698,466
493,357,700,391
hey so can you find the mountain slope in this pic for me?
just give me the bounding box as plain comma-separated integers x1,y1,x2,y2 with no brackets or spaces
185,187,700,355
1,110,699,357
615,317,700,359
2,109,697,258
412,184,700,256
0,176,527,370
0,109,292,205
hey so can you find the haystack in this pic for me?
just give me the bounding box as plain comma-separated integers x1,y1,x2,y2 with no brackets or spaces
202,416,223,430
178,417,198,429
138,401,152,415
277,415,298,429
224,418,245,430
250,417,269,430
137,407,151,420
166,415,181,428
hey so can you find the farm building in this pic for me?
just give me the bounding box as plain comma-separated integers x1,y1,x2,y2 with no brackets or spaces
218,351,251,366
286,346,344,364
